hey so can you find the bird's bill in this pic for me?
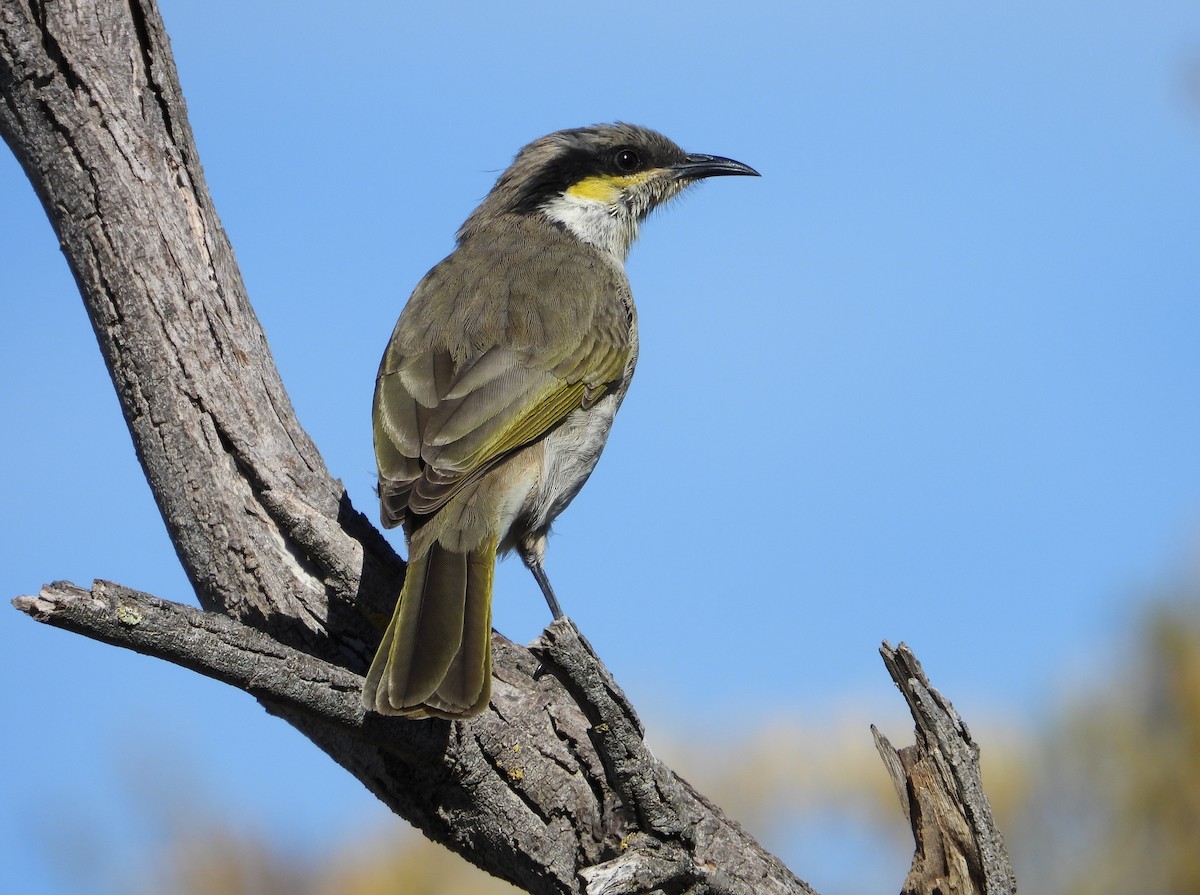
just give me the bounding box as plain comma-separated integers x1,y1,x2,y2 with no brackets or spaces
672,153,760,180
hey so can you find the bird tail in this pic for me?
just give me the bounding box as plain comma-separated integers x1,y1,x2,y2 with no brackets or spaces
362,534,496,719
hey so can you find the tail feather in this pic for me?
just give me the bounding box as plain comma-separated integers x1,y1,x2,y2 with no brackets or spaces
423,546,494,716
363,536,497,718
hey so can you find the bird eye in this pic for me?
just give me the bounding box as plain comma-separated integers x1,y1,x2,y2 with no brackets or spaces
614,148,641,172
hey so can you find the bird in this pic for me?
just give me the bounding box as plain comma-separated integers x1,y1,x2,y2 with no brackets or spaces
363,123,758,718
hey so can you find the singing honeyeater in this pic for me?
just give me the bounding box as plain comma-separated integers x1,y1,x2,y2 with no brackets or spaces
364,123,758,717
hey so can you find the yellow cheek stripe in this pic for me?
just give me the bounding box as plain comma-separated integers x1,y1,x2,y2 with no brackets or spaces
565,171,657,203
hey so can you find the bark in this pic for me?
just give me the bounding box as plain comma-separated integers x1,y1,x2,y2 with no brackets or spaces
875,643,1017,895
2,2,1016,893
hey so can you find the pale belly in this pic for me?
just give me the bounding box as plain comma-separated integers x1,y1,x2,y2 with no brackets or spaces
528,390,623,530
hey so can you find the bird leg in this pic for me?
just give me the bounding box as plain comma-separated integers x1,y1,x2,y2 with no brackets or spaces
518,539,564,620
529,559,564,620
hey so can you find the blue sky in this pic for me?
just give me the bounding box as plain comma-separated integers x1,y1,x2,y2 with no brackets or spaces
3,3,1200,893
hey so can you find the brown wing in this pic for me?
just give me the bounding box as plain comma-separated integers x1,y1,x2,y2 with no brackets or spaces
373,220,632,529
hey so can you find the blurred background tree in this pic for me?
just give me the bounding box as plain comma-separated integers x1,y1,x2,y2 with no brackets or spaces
1015,586,1200,895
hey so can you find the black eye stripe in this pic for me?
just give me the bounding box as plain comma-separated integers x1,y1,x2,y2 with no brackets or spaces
505,135,688,215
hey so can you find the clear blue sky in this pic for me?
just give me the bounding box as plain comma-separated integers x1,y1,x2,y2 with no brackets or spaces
3,3,1200,893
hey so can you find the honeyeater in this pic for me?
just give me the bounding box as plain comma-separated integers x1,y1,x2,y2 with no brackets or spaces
364,123,758,718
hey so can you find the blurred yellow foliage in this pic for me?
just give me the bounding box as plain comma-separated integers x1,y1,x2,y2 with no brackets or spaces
1018,596,1200,895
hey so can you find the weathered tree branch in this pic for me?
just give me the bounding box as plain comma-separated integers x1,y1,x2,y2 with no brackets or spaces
2,2,1015,893
875,643,1017,895
0,0,398,670
13,578,814,895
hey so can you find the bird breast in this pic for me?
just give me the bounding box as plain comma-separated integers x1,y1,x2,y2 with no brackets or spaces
525,326,639,534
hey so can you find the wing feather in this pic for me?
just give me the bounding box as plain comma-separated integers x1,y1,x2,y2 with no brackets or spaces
372,218,632,529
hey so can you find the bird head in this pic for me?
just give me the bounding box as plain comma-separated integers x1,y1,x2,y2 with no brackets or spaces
459,123,759,260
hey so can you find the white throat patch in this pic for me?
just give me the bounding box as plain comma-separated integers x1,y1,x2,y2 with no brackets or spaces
540,192,640,262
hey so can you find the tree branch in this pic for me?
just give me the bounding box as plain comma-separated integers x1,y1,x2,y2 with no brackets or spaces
13,579,815,895
15,580,367,730
874,643,1017,895
2,2,1015,893
0,0,398,668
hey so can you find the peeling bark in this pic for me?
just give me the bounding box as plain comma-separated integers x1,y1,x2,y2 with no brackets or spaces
875,643,1017,895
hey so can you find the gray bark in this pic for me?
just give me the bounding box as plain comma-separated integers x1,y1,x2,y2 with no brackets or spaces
2,2,1015,893
875,644,1017,895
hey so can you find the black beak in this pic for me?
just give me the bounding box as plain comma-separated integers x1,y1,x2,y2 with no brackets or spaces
672,153,761,180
